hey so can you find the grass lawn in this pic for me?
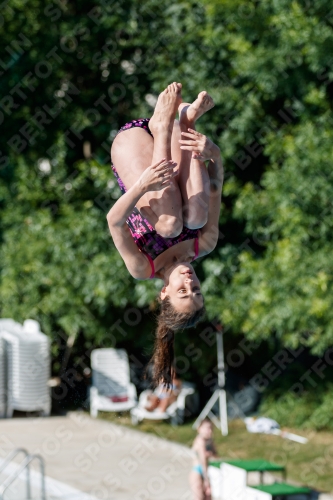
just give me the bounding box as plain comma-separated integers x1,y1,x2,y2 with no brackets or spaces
99,413,333,495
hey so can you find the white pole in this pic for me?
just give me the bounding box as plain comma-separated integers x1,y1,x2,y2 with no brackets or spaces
219,390,228,436
217,330,228,435
192,325,228,435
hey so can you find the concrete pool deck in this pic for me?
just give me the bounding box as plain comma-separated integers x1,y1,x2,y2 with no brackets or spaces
0,413,193,499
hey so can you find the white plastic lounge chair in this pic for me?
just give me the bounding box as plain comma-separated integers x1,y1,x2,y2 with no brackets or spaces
130,382,198,426
90,348,137,417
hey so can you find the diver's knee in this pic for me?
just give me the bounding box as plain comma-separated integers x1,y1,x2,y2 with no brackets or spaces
184,210,208,230
157,216,183,238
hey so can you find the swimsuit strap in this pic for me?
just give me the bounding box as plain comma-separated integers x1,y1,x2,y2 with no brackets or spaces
192,237,199,261
147,236,199,279
145,252,155,279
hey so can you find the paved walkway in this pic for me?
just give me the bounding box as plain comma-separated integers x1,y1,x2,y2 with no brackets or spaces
0,413,193,500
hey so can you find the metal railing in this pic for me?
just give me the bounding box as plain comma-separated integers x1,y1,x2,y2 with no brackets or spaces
0,448,31,499
0,448,46,500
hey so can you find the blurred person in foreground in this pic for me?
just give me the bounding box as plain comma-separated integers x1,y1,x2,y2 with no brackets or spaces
107,82,224,387
190,419,218,500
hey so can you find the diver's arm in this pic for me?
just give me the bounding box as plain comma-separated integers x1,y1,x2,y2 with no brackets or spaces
178,130,223,256
198,153,224,256
106,160,177,279
107,183,145,228
107,159,176,227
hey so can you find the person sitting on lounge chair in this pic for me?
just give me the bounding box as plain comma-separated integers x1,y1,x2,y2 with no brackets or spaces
145,373,182,413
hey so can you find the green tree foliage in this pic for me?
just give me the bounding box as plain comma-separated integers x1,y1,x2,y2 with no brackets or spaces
1,0,333,421
199,1,333,353
0,139,159,339
260,384,333,431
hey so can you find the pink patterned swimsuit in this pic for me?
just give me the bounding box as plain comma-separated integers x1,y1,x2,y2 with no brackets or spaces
111,118,199,279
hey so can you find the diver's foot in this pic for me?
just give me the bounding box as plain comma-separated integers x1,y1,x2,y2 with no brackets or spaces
149,82,182,134
178,91,214,126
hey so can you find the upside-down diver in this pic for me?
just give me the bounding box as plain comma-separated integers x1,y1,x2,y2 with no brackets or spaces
107,83,224,387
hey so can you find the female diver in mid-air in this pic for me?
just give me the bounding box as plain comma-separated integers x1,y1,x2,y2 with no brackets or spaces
107,83,224,386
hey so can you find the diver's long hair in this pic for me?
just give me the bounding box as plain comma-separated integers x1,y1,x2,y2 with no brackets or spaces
149,296,205,388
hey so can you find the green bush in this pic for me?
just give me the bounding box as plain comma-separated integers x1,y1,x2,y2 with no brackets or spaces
260,386,333,431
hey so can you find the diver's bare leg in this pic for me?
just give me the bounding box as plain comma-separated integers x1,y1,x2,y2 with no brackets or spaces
176,91,214,229
111,83,183,237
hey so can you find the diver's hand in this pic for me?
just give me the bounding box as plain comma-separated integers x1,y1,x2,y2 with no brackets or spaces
138,159,178,192
179,129,220,162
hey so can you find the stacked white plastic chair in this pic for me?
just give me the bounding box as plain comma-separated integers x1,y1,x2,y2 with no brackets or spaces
0,319,20,418
0,318,51,418
90,348,137,417
0,334,5,417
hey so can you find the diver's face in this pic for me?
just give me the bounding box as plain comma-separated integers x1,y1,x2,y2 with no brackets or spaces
161,263,204,313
